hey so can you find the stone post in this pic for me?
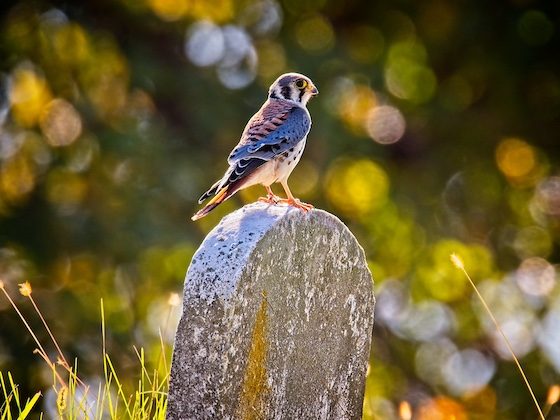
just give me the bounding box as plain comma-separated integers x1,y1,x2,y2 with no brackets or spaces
167,203,375,419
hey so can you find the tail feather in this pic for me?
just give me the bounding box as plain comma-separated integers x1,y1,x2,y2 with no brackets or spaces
191,178,247,220
192,186,229,221
192,159,265,221
198,179,221,204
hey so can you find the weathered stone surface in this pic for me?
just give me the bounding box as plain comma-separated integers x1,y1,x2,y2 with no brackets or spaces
167,203,375,420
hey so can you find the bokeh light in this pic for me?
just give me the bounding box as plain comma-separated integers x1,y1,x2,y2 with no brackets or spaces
516,257,556,298
0,149,37,205
376,279,409,328
473,276,544,362
189,0,234,23
513,226,552,259
534,176,560,217
398,300,453,341
489,316,535,360
40,98,82,147
385,38,437,104
417,396,467,420
415,339,457,388
517,10,554,46
336,82,377,135
495,137,540,186
242,0,282,36
294,15,335,53
185,21,225,67
147,0,189,21
8,65,52,127
443,349,496,396
413,240,493,302
538,307,560,372
325,158,389,217
365,105,406,145
185,21,258,89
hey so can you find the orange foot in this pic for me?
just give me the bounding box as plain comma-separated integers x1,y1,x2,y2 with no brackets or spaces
280,198,314,212
258,194,281,204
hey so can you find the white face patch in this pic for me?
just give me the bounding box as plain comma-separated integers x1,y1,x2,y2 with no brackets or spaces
299,90,313,106
290,85,300,103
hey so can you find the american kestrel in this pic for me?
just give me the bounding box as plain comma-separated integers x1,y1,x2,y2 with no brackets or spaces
192,72,318,221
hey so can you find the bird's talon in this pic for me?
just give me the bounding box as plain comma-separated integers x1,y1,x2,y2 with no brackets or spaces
258,195,280,204
280,198,313,212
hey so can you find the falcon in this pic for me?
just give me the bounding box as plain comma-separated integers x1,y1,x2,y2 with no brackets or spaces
192,72,318,221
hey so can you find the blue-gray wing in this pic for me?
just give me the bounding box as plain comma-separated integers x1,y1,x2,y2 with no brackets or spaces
199,103,311,203
228,106,311,164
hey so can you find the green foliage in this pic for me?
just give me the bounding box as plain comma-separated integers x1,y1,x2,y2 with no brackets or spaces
0,0,559,418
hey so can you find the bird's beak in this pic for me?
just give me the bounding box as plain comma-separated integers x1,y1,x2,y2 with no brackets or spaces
308,85,319,96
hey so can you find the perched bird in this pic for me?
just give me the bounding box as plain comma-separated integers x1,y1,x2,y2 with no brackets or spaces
192,72,318,221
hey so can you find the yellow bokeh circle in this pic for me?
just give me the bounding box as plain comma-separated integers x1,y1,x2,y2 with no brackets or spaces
325,158,389,217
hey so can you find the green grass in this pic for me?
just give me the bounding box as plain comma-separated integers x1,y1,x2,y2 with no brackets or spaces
1,354,169,419
0,281,170,419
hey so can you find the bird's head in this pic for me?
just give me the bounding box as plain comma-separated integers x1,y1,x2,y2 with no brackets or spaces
268,73,318,106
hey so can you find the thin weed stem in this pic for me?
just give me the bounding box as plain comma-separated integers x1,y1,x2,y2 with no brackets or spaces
450,254,545,420
158,329,169,376
133,346,154,387
0,283,49,362
27,295,68,366
26,293,87,389
0,283,67,389
33,349,66,389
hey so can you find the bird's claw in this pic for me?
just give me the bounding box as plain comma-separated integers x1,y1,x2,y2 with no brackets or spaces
258,194,281,204
279,198,314,212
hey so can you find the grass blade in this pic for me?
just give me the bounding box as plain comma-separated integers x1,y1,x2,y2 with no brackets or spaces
18,392,41,419
450,253,545,420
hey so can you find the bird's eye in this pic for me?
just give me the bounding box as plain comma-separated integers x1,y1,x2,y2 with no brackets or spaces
295,79,307,89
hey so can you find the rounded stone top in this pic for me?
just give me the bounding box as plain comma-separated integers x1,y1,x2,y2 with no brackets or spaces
186,202,365,303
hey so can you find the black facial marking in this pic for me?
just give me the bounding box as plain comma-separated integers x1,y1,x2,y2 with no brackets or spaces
269,90,279,99
281,85,291,100
298,89,305,102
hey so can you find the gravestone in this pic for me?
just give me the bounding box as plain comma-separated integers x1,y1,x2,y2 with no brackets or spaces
167,203,375,419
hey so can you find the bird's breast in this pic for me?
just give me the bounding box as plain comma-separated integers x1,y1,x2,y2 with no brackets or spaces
273,138,307,182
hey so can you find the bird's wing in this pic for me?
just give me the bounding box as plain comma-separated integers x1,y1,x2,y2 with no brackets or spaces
197,101,311,205
227,101,311,165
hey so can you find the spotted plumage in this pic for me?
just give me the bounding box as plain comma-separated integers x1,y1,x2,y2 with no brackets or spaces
192,73,318,221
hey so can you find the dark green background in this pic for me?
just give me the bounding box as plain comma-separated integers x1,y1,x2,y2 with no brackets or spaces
1,0,559,417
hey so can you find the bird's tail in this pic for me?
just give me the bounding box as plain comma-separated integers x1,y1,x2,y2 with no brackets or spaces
191,183,239,221
192,159,263,221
